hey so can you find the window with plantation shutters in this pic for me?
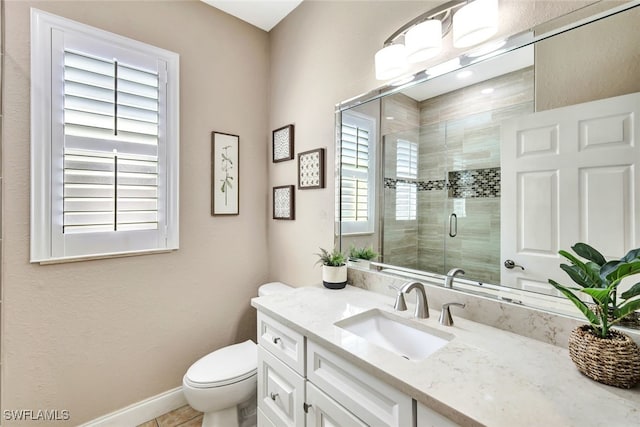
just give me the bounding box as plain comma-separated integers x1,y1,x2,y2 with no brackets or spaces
31,9,179,262
340,111,376,235
63,52,160,234
396,140,418,221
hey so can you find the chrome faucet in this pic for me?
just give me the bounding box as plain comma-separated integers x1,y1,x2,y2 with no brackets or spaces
439,302,466,326
444,268,465,288
389,285,407,311
399,281,429,319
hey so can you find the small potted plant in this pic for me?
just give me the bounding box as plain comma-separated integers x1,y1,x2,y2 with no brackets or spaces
548,243,640,388
348,245,378,270
316,248,347,289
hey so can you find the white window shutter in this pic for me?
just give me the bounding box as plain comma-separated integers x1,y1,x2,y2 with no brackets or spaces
62,50,161,235
341,123,370,223
395,140,418,221
396,139,418,179
31,9,179,262
340,112,376,234
396,182,417,221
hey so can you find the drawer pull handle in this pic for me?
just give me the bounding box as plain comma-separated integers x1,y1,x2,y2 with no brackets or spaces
303,403,313,413
270,392,279,401
272,337,281,344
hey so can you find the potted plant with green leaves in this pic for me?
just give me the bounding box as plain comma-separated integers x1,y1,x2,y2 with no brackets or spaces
316,248,347,289
348,245,378,270
548,243,640,388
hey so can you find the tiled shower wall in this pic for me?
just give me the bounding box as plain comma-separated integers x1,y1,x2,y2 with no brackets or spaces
382,67,534,284
381,94,420,268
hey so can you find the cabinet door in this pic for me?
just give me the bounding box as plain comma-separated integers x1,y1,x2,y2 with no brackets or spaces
258,407,277,427
306,382,367,427
258,346,305,427
307,340,412,426
416,402,459,427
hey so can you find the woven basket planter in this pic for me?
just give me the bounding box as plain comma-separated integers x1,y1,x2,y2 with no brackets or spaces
568,325,640,389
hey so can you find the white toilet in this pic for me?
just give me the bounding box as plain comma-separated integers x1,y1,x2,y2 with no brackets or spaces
182,282,293,427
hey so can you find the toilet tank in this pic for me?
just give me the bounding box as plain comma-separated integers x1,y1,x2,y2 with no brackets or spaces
258,282,293,297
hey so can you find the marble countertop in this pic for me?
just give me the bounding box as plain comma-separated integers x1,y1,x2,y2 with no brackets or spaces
251,285,640,427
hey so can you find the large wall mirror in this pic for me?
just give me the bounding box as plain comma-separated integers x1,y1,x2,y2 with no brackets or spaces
336,1,640,327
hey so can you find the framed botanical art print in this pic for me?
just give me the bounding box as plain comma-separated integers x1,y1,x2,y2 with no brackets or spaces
272,124,294,162
211,132,239,216
298,148,325,189
273,185,295,220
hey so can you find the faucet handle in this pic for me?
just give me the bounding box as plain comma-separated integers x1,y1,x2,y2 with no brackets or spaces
439,302,466,326
389,285,407,311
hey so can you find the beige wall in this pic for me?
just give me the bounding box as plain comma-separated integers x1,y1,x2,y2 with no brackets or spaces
2,0,269,424
267,0,594,286
535,6,640,110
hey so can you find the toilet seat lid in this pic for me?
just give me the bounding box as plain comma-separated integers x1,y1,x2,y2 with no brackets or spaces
185,340,257,388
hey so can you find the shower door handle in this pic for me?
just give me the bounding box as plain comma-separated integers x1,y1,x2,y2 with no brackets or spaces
449,213,457,237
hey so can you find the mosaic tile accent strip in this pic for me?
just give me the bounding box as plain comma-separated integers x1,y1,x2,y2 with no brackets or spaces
448,167,500,198
384,178,445,191
418,180,446,191
384,177,395,189
384,168,499,198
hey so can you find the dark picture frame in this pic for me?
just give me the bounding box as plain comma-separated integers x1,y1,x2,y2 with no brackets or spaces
273,185,295,220
272,124,295,162
298,148,325,189
211,131,240,216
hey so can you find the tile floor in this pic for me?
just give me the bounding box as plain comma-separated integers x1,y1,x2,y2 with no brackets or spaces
137,405,202,427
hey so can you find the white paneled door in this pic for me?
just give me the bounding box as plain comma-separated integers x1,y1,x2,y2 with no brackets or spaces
501,92,640,294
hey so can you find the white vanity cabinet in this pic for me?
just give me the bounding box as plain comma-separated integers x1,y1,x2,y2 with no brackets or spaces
305,382,367,426
306,340,412,426
257,312,306,426
416,403,460,427
257,312,414,427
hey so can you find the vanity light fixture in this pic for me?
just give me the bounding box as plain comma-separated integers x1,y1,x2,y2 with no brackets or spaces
405,19,442,63
375,44,408,80
453,0,499,48
375,0,499,80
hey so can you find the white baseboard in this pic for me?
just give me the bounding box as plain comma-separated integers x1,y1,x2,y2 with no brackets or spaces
79,386,187,427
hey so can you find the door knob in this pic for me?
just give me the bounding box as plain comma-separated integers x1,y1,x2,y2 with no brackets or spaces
504,259,525,270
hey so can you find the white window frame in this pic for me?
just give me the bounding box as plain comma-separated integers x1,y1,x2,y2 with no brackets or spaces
340,111,376,235
30,9,180,263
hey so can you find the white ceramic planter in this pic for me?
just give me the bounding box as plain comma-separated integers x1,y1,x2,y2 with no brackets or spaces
348,259,371,270
322,265,347,289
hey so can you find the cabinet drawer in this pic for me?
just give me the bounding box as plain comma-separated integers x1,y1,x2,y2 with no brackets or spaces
306,382,367,427
258,346,305,427
258,312,305,375
307,340,412,427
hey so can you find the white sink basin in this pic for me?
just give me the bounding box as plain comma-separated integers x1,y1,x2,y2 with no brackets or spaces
335,309,453,361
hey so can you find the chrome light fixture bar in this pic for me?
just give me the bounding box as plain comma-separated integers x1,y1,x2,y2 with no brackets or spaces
375,0,499,80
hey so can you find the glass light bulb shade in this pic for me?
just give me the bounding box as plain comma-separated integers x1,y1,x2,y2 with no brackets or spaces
453,0,499,48
405,19,442,63
375,44,408,80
